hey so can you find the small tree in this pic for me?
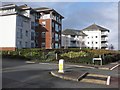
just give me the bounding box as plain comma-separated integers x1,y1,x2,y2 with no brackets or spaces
109,44,114,50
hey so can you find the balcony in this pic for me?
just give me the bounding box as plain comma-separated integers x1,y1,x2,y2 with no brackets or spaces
101,44,108,47
70,44,77,47
101,38,108,42
101,32,108,37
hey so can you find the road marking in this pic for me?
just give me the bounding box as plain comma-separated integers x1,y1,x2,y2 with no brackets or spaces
67,65,95,69
106,76,111,85
81,78,106,85
80,73,108,85
39,63,95,69
87,74,108,78
110,64,120,70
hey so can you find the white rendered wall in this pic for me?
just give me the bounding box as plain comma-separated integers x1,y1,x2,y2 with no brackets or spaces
83,30,101,49
0,15,16,47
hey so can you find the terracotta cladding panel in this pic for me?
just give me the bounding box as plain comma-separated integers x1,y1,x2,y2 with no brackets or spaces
39,19,51,49
0,47,16,51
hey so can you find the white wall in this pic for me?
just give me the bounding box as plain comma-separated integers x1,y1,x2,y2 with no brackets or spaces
83,30,101,49
0,15,16,47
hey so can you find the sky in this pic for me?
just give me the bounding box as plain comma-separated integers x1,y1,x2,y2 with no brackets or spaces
1,1,119,50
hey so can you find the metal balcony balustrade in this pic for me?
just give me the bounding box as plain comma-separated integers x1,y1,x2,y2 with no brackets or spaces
101,32,108,36
101,44,108,47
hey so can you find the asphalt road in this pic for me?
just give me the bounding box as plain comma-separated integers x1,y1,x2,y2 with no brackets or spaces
1,58,119,88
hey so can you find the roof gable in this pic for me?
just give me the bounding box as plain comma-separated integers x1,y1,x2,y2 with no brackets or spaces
82,24,110,32
62,29,87,36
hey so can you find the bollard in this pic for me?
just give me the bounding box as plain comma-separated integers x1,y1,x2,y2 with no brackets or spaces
58,59,64,73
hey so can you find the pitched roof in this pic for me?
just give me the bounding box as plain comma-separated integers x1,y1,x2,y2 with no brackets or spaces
34,7,52,11
82,23,110,32
34,7,64,18
62,29,87,36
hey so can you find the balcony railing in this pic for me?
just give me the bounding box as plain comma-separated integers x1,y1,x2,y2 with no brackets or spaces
101,32,108,36
101,38,108,41
101,44,108,47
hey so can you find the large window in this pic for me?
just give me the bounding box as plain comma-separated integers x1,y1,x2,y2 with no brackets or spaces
31,32,35,40
55,23,59,32
31,43,34,48
20,29,22,39
52,21,54,28
55,33,59,41
17,16,23,27
41,32,45,38
55,43,59,48
41,42,45,47
31,22,35,30
26,30,28,37
25,42,28,48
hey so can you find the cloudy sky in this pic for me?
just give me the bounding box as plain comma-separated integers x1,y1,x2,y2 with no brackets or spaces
2,0,119,50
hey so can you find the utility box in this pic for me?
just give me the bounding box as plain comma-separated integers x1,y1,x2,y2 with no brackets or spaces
58,59,64,73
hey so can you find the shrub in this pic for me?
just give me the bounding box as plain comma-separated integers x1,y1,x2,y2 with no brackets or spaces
61,51,88,58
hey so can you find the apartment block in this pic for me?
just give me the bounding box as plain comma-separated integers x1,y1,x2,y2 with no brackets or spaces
61,29,87,48
0,4,40,50
61,24,110,50
82,24,110,49
35,7,64,49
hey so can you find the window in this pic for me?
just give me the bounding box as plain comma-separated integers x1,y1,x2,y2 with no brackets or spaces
55,33,59,41
25,42,28,48
52,32,54,39
26,31,28,37
41,32,45,38
31,43,34,48
17,16,23,27
92,42,93,44
52,21,54,28
18,41,22,48
96,42,98,44
31,32,35,40
31,22,35,30
20,29,22,39
88,37,89,38
41,42,45,47
55,23,59,32
96,36,98,38
82,42,85,45
71,35,75,37
35,32,39,38
55,43,59,48
88,42,89,44
96,47,98,49
92,36,93,38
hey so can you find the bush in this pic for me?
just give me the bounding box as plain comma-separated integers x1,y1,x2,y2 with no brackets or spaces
61,51,88,58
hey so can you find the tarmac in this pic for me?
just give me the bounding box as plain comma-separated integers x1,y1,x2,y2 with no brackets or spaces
50,61,119,85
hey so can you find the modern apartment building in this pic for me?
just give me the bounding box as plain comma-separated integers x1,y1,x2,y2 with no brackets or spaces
61,24,110,50
0,4,40,50
61,29,87,48
82,24,110,49
34,7,64,49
